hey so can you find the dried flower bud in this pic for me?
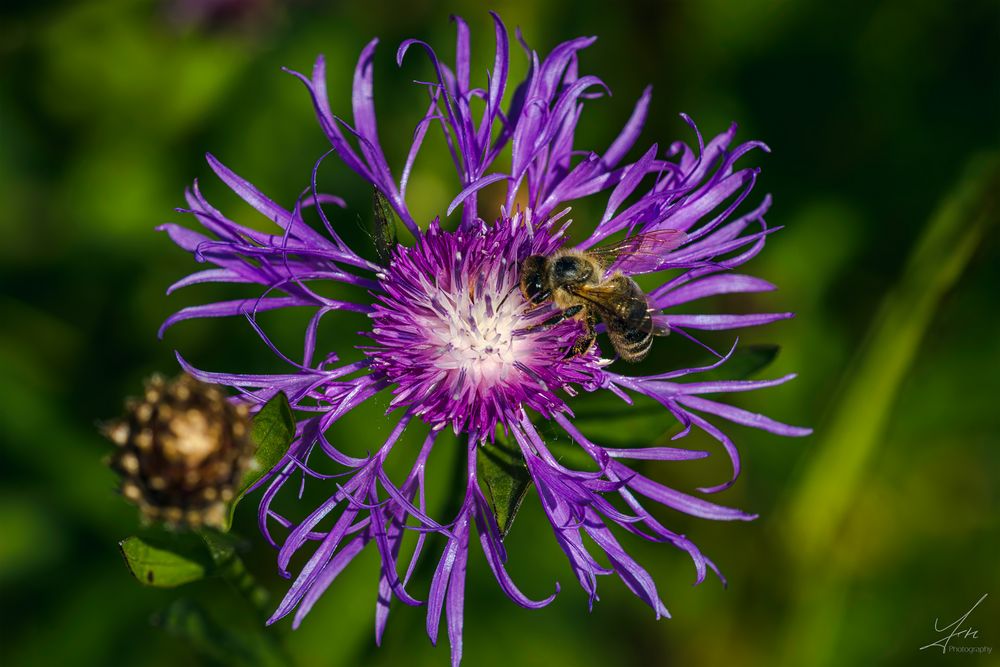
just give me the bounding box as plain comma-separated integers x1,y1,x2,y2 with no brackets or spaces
102,373,253,530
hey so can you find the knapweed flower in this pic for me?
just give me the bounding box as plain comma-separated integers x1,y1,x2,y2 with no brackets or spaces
160,13,810,665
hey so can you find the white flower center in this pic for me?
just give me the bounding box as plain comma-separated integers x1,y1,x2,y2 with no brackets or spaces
413,270,530,389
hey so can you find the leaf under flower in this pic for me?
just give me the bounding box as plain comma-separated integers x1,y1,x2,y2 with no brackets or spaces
223,392,296,531
119,533,213,588
478,431,532,538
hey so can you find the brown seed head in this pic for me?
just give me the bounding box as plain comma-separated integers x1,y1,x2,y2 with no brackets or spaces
102,373,255,530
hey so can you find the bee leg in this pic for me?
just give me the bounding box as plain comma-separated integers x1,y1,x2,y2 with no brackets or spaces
540,304,584,327
524,290,551,309
566,314,597,358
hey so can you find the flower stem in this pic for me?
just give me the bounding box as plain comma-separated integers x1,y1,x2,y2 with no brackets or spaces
216,549,271,620
197,529,296,665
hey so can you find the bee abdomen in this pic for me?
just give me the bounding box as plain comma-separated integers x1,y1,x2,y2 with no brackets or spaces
610,325,654,363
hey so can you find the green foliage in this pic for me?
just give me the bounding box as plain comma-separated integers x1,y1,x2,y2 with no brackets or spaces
776,154,1000,666
478,431,532,538
119,533,213,588
372,186,400,265
787,154,1000,562
224,392,296,531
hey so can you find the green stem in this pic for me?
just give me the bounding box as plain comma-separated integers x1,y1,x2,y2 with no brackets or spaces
197,529,296,666
216,551,272,621
784,153,999,563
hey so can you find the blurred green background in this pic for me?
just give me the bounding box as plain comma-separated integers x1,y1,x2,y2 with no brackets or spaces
1,0,998,665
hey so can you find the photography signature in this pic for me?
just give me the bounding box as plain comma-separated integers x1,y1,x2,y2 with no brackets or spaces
919,593,991,655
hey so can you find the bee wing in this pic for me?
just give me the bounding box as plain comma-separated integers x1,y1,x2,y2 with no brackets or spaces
569,282,666,362
569,281,654,328
586,229,687,275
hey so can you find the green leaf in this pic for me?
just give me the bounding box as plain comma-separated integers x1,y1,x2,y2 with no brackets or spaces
119,533,212,588
372,186,400,265
478,431,532,539
224,391,296,531
248,392,296,487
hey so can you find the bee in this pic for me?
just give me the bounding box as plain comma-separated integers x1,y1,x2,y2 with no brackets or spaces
519,229,686,362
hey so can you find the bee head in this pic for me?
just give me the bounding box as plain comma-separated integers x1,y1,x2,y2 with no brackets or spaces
519,255,549,303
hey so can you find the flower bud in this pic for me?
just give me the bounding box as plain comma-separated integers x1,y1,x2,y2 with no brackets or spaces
103,373,253,529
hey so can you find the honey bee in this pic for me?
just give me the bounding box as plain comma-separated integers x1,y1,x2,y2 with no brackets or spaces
519,230,686,362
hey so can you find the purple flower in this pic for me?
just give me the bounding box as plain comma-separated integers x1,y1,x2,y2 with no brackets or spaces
161,13,810,665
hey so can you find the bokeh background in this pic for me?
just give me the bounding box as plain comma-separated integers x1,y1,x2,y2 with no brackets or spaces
1,0,998,665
